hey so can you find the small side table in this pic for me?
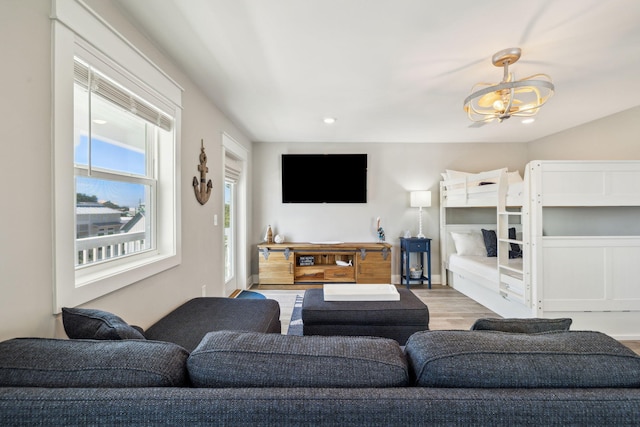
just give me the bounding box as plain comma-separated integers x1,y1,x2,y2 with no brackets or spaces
399,237,432,289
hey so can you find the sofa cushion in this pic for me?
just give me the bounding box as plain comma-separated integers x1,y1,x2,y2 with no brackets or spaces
405,330,640,388
62,307,146,340
0,338,189,387
187,331,409,388
470,317,572,333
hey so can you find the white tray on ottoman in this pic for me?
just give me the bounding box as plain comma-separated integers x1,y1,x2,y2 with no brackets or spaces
323,284,400,301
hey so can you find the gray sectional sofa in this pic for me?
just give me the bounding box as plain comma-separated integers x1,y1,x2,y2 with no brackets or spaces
1,298,640,426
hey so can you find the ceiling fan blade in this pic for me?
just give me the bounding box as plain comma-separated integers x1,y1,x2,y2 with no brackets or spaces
477,91,501,108
469,121,488,128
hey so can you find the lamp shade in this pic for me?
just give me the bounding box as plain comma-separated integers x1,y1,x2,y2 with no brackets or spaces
410,191,431,208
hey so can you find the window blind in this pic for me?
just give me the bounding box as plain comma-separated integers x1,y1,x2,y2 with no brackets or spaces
225,154,242,183
74,59,173,131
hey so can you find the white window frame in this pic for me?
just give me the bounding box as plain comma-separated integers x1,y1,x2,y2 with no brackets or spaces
52,0,182,312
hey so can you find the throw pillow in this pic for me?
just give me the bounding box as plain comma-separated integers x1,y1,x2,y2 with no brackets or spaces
62,307,146,340
508,227,523,258
405,330,640,388
481,228,522,258
481,229,497,257
450,232,486,256
470,317,572,333
187,331,409,388
0,338,189,387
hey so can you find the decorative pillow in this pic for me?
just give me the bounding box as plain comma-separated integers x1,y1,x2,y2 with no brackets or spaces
405,330,640,388
62,307,146,340
187,331,409,388
0,338,189,387
446,168,508,185
470,317,572,333
481,228,522,258
450,232,486,256
508,227,522,258
481,229,498,257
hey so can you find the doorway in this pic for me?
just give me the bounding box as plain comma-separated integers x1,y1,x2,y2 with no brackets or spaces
224,180,237,294
222,134,247,296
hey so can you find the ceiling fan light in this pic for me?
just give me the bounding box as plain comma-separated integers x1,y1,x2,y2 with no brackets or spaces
463,48,554,124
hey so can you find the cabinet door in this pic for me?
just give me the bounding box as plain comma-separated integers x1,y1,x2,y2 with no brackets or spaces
356,250,391,283
258,251,294,284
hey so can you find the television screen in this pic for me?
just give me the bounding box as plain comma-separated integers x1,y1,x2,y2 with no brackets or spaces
282,154,367,203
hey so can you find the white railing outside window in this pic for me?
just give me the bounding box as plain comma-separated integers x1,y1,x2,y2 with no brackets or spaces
76,232,146,266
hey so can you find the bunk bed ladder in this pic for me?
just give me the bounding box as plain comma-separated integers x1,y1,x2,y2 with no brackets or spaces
496,171,528,306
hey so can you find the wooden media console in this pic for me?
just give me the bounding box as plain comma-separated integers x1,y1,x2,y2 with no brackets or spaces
257,242,392,285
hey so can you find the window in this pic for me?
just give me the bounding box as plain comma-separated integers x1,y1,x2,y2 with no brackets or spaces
74,58,164,266
52,1,182,311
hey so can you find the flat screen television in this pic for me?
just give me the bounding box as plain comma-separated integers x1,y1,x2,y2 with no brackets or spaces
281,154,367,203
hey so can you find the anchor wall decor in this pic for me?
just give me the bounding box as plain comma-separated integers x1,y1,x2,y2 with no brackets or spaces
193,139,213,205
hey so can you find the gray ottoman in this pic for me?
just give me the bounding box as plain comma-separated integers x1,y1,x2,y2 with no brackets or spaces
301,288,429,344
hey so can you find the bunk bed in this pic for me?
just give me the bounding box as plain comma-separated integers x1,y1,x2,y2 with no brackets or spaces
440,161,640,338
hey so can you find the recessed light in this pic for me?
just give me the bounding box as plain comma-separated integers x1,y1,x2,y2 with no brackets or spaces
323,117,336,124
92,119,107,125
521,118,535,124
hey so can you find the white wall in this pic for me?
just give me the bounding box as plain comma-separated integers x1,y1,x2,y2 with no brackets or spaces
251,142,529,281
528,107,640,160
0,0,252,341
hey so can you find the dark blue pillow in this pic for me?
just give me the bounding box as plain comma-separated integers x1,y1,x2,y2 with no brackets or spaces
481,229,497,257
62,307,146,340
508,227,522,258
481,228,522,258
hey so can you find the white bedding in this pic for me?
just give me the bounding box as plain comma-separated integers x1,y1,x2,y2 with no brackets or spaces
448,254,523,281
444,181,524,199
441,168,524,206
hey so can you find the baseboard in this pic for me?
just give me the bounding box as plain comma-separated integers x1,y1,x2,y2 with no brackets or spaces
251,274,441,287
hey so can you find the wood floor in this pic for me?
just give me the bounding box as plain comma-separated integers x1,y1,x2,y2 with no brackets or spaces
254,283,640,355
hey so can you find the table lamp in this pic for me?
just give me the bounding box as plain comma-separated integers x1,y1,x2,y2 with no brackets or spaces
410,191,431,238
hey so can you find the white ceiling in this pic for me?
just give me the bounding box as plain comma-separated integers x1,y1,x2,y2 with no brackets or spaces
115,0,640,144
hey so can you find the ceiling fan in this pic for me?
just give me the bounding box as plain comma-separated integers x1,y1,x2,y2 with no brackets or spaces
463,47,554,126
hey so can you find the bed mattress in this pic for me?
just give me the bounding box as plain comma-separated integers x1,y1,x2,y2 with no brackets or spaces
448,254,523,281
443,181,524,204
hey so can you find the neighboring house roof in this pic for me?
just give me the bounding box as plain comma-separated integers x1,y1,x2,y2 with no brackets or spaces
76,202,123,215
121,212,145,233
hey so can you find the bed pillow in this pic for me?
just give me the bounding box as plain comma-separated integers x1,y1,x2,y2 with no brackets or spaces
450,232,486,256
508,227,522,258
62,307,146,340
446,168,508,185
481,229,498,257
471,317,572,333
481,228,522,258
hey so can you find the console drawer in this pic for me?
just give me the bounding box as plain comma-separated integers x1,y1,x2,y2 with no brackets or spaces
324,267,355,282
294,267,325,282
